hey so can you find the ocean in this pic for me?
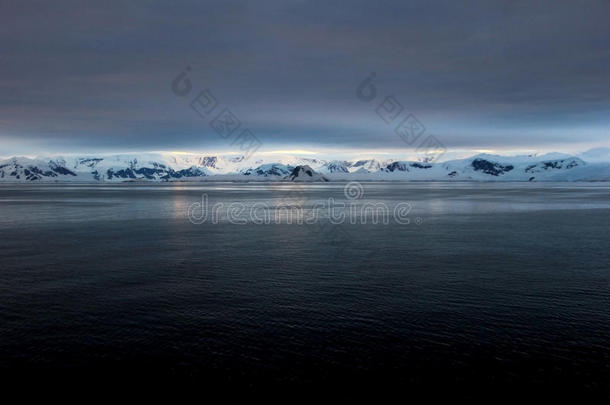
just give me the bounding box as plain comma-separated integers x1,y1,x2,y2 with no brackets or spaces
1,182,609,396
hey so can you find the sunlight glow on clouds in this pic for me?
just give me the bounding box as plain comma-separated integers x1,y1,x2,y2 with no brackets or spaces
1,1,609,156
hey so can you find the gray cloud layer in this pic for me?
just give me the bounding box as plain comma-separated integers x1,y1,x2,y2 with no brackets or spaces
1,0,609,155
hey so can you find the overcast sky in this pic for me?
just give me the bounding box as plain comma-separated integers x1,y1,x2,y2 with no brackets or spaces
1,0,609,157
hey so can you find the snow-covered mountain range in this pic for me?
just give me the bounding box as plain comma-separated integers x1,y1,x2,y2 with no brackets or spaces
1,151,610,182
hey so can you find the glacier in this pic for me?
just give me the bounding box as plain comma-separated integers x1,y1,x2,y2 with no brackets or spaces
1,152,609,182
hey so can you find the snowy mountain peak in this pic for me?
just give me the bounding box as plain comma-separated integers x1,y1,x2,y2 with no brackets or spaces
285,165,329,182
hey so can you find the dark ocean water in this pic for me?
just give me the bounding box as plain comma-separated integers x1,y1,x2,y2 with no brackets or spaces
0,182,609,396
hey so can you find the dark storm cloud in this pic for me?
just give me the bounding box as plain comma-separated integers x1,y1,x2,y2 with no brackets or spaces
0,0,609,154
